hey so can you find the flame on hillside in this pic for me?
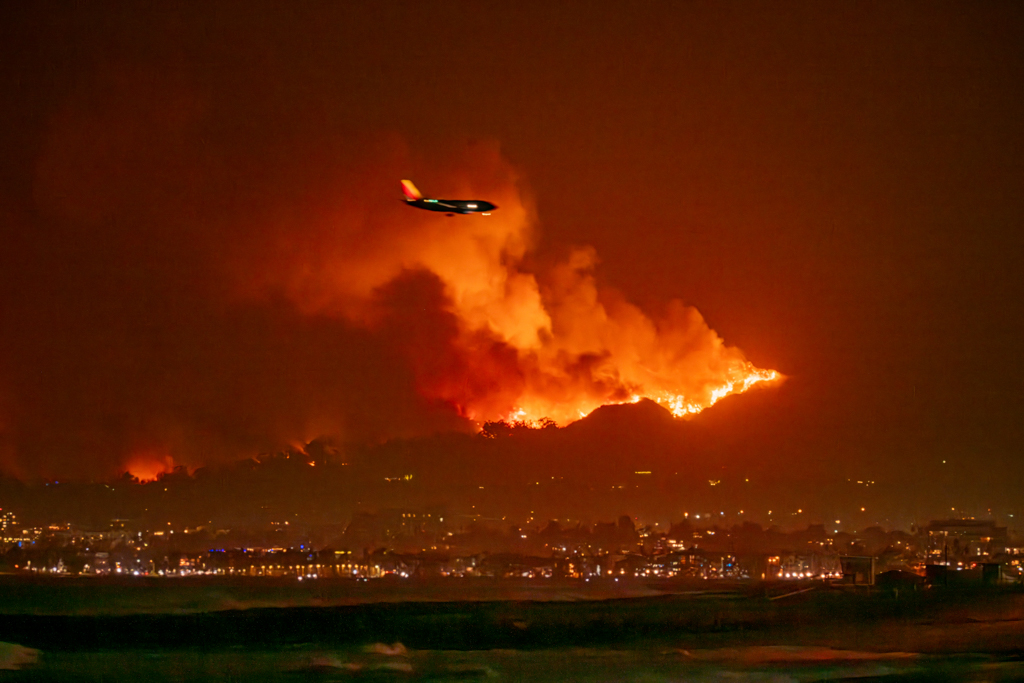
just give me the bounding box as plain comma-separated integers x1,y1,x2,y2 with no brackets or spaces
508,367,780,426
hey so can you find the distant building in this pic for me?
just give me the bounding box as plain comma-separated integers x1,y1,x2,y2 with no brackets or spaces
840,556,876,585
923,519,1008,561
0,509,17,547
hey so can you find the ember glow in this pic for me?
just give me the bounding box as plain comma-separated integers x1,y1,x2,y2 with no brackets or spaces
249,146,780,428
124,452,175,482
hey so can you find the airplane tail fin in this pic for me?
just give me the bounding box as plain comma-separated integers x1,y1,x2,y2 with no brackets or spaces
400,179,422,201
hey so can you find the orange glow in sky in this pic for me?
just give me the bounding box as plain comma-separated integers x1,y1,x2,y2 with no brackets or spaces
124,452,175,482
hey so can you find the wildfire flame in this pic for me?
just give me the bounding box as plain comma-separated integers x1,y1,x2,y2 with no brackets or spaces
507,367,780,426
245,143,781,430
124,451,175,482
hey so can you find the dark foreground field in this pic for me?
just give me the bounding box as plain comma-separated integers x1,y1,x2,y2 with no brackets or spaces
2,578,1024,681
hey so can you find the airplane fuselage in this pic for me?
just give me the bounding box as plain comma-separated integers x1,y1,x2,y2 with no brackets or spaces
405,198,497,214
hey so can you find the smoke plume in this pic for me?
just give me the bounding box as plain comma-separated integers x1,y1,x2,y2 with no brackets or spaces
0,63,775,479
239,140,778,426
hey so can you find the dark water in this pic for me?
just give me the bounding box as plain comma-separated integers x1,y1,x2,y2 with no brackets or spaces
5,644,1024,682
2,579,1023,681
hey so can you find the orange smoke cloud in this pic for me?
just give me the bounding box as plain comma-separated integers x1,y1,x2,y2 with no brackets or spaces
245,141,779,427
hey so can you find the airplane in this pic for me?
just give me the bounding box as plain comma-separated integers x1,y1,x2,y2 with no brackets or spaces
401,179,497,215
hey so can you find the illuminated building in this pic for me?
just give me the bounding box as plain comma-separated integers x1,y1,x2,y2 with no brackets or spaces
923,519,1008,561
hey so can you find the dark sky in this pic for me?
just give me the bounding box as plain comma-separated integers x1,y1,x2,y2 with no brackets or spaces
1,1,1022,514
